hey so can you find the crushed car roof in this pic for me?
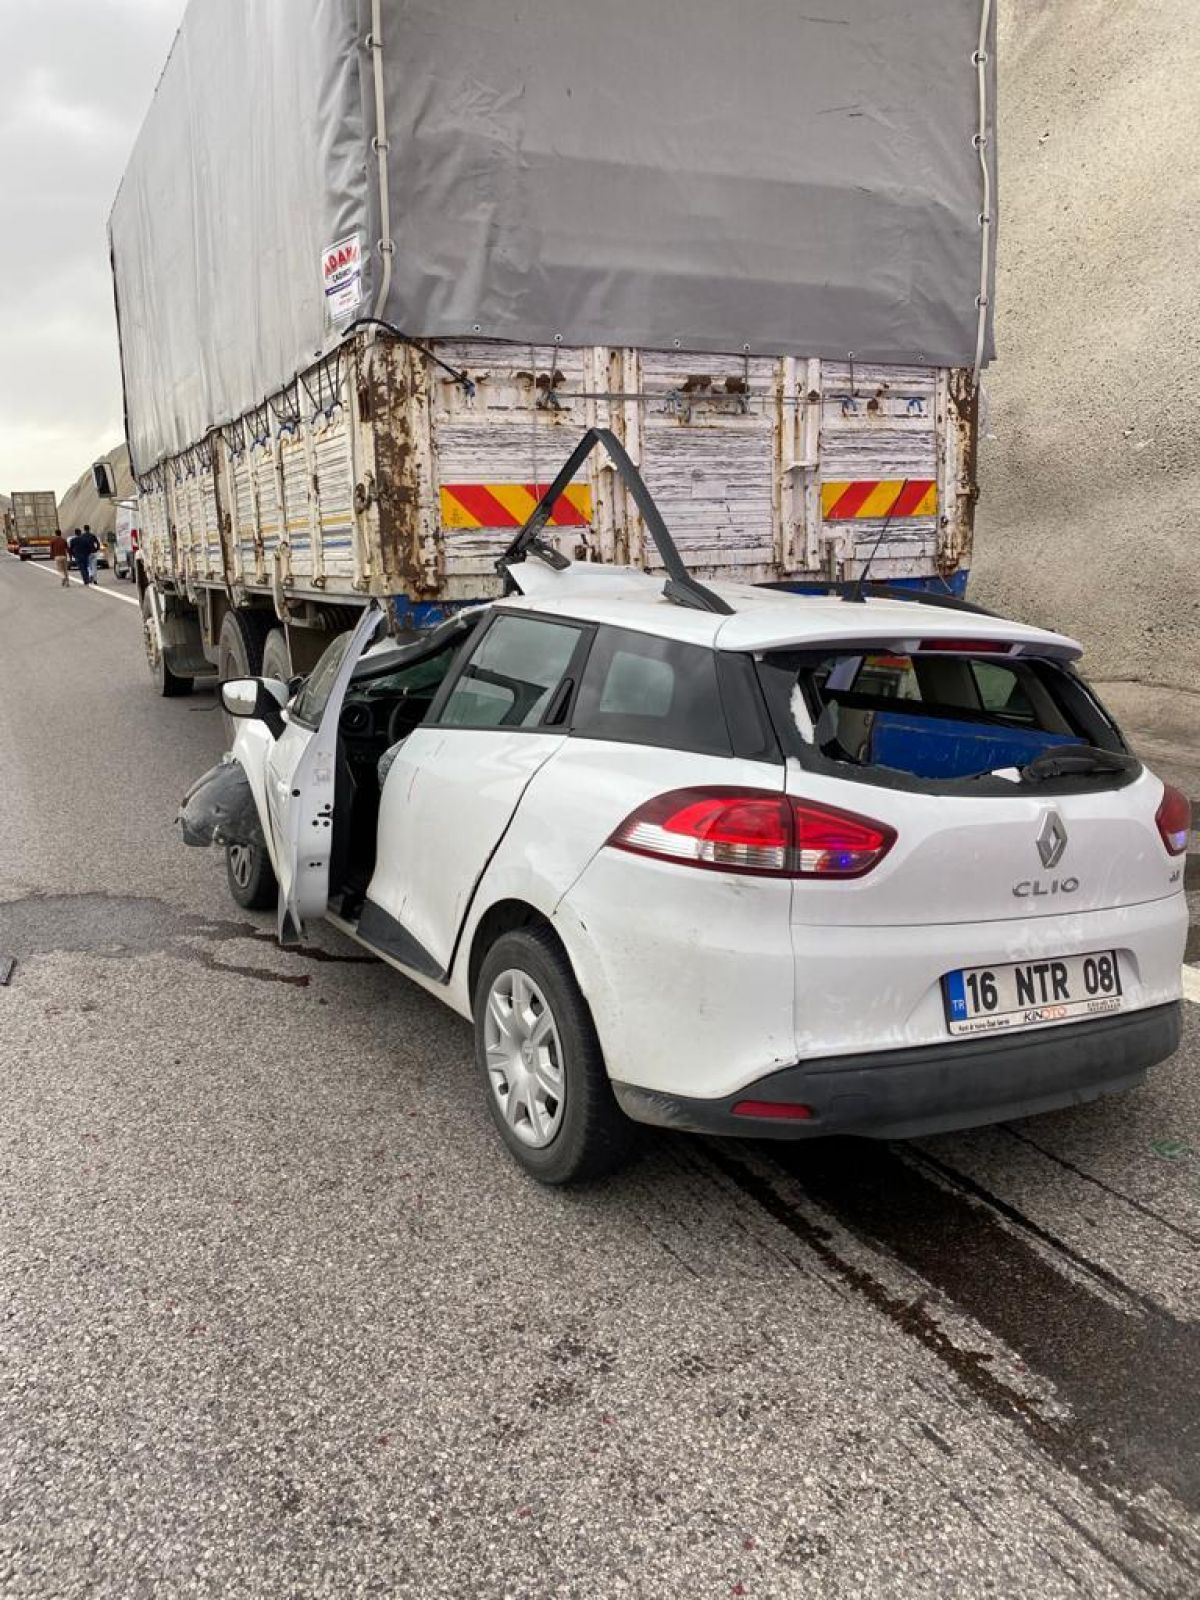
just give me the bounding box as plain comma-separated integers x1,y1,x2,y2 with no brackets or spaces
504,559,1082,659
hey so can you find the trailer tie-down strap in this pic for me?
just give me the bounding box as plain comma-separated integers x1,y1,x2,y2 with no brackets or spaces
496,427,734,617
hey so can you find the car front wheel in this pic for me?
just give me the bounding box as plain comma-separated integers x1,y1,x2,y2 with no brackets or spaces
474,926,632,1185
225,841,278,911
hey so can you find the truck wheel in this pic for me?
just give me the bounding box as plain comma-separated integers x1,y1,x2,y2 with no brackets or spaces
474,926,633,1185
225,841,278,911
261,628,291,684
218,610,273,739
141,589,193,697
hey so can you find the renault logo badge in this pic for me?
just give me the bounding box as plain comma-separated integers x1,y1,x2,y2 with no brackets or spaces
1036,810,1068,870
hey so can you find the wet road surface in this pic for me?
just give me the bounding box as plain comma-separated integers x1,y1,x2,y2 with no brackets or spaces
3,554,1199,1597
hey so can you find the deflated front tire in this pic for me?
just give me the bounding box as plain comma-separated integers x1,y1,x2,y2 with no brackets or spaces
224,840,278,911
178,758,278,910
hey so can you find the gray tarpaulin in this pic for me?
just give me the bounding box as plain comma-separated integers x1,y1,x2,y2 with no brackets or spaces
111,0,368,474
111,0,997,474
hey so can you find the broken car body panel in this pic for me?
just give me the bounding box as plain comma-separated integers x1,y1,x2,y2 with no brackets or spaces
178,757,268,851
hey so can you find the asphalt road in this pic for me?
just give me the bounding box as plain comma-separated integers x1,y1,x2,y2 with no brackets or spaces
3,553,1200,1599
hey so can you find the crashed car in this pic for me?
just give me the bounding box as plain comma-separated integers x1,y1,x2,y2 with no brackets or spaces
180,432,1187,1184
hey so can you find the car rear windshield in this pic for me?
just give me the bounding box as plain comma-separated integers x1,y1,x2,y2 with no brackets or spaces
755,647,1136,793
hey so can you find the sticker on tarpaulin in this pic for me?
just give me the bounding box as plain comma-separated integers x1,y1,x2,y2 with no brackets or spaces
322,233,363,326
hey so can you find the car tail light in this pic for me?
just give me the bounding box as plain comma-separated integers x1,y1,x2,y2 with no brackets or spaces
732,1100,814,1120
1156,784,1191,856
607,787,895,879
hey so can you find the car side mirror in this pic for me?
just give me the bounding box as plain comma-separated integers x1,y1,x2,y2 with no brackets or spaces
92,461,118,499
221,677,289,737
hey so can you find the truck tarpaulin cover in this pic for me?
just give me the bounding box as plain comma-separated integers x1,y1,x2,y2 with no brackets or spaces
110,0,997,472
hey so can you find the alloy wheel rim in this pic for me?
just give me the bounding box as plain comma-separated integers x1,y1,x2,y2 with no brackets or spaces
483,968,565,1148
228,844,254,888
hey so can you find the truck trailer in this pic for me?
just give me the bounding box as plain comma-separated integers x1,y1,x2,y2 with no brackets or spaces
106,0,997,694
7,491,59,561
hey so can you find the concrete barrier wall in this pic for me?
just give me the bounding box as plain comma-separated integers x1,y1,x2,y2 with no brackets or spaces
973,0,1200,691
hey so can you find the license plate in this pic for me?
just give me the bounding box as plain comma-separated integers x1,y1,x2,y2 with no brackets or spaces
943,950,1123,1036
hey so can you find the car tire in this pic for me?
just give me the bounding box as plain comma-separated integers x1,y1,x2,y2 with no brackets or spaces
141,588,193,698
261,628,291,685
225,841,278,911
474,926,633,1185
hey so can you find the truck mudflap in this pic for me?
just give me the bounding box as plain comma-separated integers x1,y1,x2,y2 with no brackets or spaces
178,757,266,851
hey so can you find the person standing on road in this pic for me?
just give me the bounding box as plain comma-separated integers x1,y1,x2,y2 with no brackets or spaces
68,527,95,586
82,524,100,584
50,529,70,586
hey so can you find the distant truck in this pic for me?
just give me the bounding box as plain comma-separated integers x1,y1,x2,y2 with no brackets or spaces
103,0,996,696
7,490,59,560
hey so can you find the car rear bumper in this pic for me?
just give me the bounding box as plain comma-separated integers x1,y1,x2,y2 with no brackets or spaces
611,1002,1182,1141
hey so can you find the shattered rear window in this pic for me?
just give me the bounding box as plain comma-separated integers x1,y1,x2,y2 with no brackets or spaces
757,648,1130,788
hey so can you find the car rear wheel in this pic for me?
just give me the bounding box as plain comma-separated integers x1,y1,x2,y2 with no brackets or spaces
225,841,278,911
474,927,632,1184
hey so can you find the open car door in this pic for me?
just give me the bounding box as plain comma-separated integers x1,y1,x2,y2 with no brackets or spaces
268,602,383,943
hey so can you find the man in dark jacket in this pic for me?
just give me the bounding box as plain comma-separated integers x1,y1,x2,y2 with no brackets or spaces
69,527,100,585
82,524,100,583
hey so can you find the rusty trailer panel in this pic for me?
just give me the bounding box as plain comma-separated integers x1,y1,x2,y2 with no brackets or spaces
133,331,978,628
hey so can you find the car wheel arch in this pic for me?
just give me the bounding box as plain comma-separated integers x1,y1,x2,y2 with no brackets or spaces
464,895,615,1067
467,899,555,1008
225,739,281,881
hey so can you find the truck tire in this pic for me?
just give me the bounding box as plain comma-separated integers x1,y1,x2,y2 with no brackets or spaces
225,841,278,911
261,628,292,685
474,926,633,1185
141,588,193,698
218,610,273,739
218,608,273,681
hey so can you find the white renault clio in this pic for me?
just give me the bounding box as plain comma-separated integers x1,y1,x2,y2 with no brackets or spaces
181,435,1187,1183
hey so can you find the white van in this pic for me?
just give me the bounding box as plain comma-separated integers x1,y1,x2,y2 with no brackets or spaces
114,501,138,581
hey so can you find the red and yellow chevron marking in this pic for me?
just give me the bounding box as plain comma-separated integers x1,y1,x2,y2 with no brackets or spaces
440,482,593,531
822,479,937,520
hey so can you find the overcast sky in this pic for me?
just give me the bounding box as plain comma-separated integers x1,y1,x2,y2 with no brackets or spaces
0,0,185,498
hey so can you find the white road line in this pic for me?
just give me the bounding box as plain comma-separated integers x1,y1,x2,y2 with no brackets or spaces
14,554,141,606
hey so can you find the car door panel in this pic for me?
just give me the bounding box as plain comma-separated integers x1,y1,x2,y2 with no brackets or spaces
361,728,567,977
359,612,587,980
265,603,383,941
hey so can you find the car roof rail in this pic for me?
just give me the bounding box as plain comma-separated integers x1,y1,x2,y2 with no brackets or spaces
497,426,734,617
753,579,998,618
